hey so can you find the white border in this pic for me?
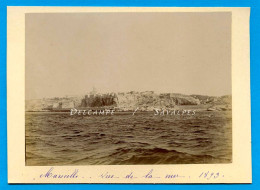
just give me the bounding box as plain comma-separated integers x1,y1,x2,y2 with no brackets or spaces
7,7,251,183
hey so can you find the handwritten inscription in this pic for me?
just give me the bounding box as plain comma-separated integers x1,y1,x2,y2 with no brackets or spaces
40,167,78,179
199,171,221,180
125,172,137,179
143,169,160,179
165,173,185,179
99,172,119,179
38,168,224,181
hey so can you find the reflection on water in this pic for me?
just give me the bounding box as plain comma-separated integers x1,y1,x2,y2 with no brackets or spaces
25,111,232,165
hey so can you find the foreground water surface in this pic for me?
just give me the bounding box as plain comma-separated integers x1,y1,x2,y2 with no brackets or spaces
25,111,232,165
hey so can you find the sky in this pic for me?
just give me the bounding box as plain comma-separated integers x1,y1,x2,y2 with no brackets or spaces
25,12,231,99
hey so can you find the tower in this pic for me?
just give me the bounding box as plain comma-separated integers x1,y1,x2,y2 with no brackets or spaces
90,86,97,95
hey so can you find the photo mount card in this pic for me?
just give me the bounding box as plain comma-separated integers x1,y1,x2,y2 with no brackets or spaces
7,7,251,184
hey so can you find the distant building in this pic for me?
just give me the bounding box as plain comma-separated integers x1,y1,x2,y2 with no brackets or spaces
80,93,118,107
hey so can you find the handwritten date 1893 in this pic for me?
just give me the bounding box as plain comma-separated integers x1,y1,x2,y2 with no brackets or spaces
199,171,222,180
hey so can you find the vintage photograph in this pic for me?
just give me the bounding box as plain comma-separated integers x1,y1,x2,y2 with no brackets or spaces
25,12,232,166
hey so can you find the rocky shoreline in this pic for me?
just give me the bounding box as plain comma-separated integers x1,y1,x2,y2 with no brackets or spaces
25,91,231,112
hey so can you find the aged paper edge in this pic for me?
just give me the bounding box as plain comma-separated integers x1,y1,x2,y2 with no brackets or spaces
7,7,251,184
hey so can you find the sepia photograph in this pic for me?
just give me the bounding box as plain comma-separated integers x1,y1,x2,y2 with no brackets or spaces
25,12,232,166
6,6,252,184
